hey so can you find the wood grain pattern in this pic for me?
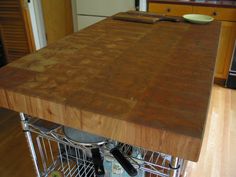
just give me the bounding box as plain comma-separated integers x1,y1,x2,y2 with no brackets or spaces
1,85,236,177
0,17,220,162
113,12,159,24
0,0,35,63
148,2,236,80
0,108,35,177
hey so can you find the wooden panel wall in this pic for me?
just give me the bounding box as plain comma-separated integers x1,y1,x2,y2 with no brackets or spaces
0,0,35,63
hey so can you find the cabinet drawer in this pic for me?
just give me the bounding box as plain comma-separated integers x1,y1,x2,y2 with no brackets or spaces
193,6,236,22
149,3,192,17
214,8,236,22
192,6,215,16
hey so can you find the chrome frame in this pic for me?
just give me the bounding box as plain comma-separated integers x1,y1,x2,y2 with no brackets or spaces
20,113,185,177
20,113,41,177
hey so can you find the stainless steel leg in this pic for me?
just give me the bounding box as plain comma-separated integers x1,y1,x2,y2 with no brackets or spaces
20,113,41,177
169,157,182,177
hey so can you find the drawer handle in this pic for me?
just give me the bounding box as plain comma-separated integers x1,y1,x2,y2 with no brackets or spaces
212,12,217,16
166,8,171,12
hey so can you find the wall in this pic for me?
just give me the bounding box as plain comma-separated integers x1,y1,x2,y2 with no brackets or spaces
28,0,47,50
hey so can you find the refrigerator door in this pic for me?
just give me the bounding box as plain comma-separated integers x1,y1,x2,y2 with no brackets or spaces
77,16,106,31
76,0,135,31
76,0,135,16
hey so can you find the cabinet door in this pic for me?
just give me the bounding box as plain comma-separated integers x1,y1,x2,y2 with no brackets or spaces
0,0,35,63
41,0,73,44
149,3,192,16
214,7,236,22
193,6,236,22
215,22,236,79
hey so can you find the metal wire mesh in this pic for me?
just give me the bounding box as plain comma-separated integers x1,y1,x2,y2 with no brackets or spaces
25,117,183,177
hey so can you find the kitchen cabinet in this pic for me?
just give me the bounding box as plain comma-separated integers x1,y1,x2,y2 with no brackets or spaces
215,22,236,78
0,0,35,63
148,2,236,79
193,6,236,21
149,3,192,16
192,6,236,79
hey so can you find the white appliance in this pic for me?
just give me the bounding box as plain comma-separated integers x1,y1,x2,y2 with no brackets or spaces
76,0,142,31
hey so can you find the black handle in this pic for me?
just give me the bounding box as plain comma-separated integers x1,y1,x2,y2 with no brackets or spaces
159,17,180,22
91,148,105,177
110,148,138,177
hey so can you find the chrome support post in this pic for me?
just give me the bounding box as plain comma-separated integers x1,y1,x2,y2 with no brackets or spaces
20,113,41,177
169,157,182,177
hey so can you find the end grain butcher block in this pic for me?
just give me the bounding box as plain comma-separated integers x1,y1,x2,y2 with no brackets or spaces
0,16,220,161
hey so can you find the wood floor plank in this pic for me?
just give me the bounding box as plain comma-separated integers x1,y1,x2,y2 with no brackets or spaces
185,85,236,177
0,108,34,177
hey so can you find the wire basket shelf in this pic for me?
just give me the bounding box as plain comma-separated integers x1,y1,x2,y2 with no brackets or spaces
23,116,183,177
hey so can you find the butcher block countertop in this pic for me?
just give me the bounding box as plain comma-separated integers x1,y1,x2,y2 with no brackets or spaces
0,17,220,162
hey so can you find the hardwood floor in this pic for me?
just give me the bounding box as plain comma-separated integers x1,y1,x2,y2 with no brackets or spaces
0,85,235,177
0,109,35,177
185,85,236,177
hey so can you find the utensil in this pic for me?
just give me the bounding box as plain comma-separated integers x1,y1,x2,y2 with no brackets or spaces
29,118,61,133
183,14,214,24
64,127,138,177
130,147,145,177
64,127,106,177
110,147,138,176
113,12,180,24
127,11,180,22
